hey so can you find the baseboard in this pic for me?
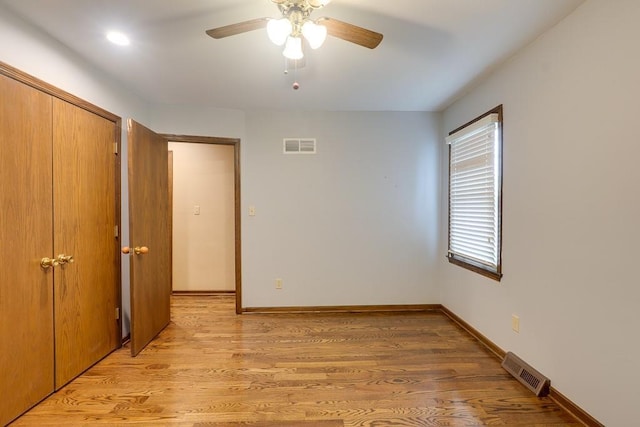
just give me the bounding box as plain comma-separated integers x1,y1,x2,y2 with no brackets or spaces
172,290,236,296
440,306,506,359
440,306,604,427
549,387,605,427
242,304,442,314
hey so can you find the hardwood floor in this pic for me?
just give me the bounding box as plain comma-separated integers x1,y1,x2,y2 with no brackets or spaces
12,295,580,426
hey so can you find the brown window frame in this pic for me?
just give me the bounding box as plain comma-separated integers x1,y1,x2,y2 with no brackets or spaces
447,105,503,281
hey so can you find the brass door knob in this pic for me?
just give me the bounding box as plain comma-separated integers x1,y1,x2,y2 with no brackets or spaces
122,246,149,255
134,246,149,255
56,254,74,264
41,257,59,269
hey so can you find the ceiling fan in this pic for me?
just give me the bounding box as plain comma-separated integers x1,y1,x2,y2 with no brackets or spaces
206,0,383,62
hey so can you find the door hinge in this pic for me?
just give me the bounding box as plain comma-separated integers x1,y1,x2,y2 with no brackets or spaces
114,225,119,238
115,307,120,320
113,142,118,155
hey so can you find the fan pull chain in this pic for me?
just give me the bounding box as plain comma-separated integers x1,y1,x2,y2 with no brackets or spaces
292,59,300,90
283,58,300,90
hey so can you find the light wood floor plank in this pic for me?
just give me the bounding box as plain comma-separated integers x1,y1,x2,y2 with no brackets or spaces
12,295,580,426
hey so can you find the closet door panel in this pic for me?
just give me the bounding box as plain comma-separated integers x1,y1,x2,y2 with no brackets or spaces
52,99,119,387
0,75,54,425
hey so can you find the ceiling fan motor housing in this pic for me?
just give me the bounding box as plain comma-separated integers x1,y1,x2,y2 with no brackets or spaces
272,0,331,10
274,0,322,36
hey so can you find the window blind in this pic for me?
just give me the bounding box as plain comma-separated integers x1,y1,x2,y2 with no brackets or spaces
447,113,500,270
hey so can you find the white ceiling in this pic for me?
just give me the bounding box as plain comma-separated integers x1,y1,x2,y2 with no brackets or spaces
2,0,583,111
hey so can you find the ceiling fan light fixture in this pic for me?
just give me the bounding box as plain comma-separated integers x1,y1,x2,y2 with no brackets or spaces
206,0,383,75
301,21,327,49
267,17,292,46
106,31,130,46
283,36,304,60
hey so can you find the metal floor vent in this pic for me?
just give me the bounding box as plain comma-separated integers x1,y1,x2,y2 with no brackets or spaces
502,351,550,396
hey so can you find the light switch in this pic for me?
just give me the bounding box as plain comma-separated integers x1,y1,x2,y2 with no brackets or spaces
512,315,520,333
249,206,256,216
194,205,200,215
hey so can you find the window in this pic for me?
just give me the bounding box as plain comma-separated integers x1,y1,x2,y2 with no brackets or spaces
446,105,503,280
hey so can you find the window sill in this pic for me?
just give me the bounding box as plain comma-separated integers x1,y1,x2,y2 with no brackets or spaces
448,256,502,282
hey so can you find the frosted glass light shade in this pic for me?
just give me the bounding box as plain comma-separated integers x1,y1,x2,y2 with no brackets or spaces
282,36,304,60
267,18,292,46
301,21,327,49
308,0,332,7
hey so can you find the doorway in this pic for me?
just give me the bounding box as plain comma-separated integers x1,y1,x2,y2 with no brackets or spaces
163,134,242,313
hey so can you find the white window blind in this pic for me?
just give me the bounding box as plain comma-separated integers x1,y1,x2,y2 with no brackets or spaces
447,113,501,271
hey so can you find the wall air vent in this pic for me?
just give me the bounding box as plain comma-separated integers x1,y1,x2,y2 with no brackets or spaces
502,351,550,396
283,138,316,154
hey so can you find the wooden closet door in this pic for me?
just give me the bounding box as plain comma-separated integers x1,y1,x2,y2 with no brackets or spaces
0,75,54,425
52,99,119,387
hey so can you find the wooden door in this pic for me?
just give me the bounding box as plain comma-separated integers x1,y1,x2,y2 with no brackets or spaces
52,99,120,386
127,119,171,356
168,151,173,292
0,75,55,425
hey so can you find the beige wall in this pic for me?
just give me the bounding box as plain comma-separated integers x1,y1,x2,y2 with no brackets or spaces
169,142,235,291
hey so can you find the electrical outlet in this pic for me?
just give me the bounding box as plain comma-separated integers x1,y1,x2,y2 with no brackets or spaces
512,314,520,333
275,278,283,289
249,206,256,216
193,205,200,215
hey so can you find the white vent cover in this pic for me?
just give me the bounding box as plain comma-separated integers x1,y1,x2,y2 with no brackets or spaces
283,138,316,154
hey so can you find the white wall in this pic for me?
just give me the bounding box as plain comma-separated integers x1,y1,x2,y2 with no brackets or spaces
0,4,149,337
149,107,442,307
243,111,441,308
148,105,245,140
169,142,236,292
440,1,640,425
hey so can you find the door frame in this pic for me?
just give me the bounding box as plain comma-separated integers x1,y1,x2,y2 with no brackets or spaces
161,134,242,314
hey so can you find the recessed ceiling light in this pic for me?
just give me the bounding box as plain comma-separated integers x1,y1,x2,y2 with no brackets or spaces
106,31,130,46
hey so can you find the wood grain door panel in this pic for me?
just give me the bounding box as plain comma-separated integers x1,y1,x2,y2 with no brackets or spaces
168,150,173,292
52,98,120,387
0,74,55,425
127,119,171,356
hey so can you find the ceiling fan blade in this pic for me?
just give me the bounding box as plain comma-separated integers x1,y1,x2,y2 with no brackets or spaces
318,17,383,49
206,18,269,39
